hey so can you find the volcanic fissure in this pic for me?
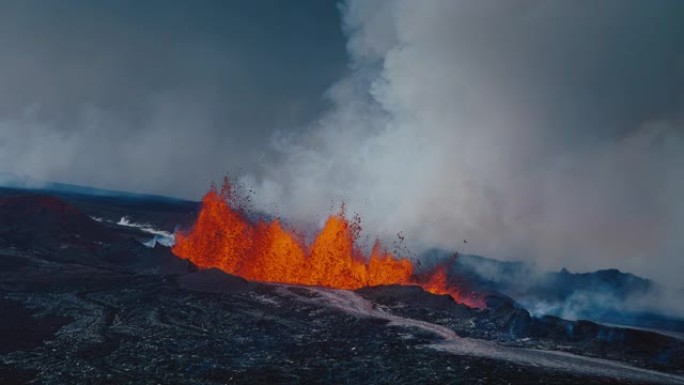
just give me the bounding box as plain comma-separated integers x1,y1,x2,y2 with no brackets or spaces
172,181,482,308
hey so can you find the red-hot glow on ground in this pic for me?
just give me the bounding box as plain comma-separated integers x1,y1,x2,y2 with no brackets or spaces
173,182,480,307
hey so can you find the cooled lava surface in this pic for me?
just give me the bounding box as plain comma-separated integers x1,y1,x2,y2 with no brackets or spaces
1,186,683,385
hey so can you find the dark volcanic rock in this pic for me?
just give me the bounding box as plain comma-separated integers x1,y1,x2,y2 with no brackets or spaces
483,294,533,338
103,238,195,274
529,315,684,369
0,195,115,249
356,284,684,373
0,297,71,355
0,363,36,385
357,285,533,339
1,188,683,384
357,284,469,311
178,268,256,293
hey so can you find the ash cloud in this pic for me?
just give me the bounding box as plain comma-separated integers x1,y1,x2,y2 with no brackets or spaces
245,0,684,293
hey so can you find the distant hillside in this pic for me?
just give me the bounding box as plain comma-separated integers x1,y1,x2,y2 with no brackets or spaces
0,182,199,234
0,173,195,204
422,249,684,333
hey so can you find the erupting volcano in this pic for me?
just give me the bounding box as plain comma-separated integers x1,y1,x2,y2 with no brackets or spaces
172,181,481,307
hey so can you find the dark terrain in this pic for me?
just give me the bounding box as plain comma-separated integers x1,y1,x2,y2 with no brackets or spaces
1,186,683,384
429,251,684,334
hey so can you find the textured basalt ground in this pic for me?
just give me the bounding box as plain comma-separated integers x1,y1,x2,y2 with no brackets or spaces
0,188,682,384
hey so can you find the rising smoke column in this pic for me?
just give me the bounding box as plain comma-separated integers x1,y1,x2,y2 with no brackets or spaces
243,0,684,292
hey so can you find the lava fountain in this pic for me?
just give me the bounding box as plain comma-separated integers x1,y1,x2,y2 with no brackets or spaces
173,181,481,307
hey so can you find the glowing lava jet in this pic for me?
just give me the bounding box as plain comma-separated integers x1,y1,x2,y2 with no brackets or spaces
173,181,479,307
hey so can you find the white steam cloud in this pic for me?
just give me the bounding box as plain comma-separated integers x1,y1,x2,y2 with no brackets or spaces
244,0,684,289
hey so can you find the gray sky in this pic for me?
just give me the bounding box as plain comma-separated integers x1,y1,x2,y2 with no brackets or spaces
1,0,683,287
0,0,346,195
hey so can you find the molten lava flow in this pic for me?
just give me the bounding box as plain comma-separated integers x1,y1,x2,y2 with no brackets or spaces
421,265,462,299
173,181,480,307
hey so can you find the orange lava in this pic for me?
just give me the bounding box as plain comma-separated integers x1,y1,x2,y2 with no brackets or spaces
173,181,478,306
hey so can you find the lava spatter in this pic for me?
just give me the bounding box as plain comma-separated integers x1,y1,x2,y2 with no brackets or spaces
173,181,480,307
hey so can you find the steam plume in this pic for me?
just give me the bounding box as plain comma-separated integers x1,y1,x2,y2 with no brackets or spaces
244,0,684,293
